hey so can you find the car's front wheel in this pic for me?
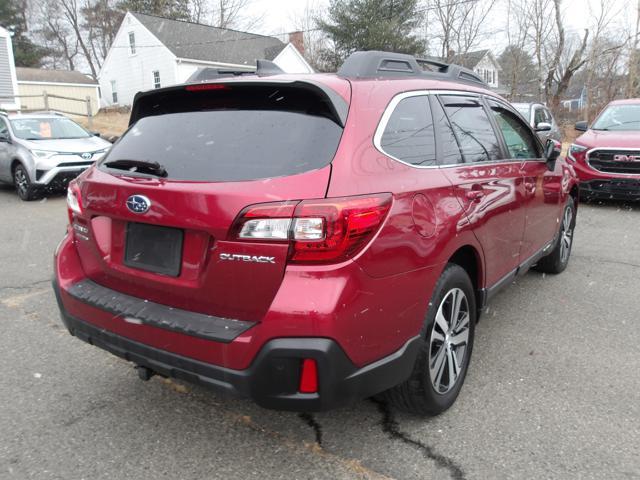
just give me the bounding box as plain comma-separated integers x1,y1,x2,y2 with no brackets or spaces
13,164,38,201
383,264,476,415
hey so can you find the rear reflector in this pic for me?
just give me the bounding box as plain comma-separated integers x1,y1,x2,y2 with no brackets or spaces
230,194,392,264
299,358,318,393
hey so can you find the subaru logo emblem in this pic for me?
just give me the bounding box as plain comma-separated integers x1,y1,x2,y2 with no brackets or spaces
81,152,93,160
126,195,151,214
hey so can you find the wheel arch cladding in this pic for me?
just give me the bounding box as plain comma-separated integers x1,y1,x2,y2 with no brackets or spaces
570,184,579,211
447,245,483,303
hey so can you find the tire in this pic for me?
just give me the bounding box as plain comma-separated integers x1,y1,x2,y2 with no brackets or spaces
534,197,576,274
382,264,476,416
12,164,38,201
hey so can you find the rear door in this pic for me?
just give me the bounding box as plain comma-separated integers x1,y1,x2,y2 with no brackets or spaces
74,81,348,322
487,99,561,261
435,94,526,287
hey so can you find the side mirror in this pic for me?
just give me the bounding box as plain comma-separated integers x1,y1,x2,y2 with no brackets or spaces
575,121,588,132
107,135,120,143
92,131,101,138
535,122,552,132
0,133,10,143
545,139,561,169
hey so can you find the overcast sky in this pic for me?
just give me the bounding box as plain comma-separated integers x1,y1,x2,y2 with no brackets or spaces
255,0,634,53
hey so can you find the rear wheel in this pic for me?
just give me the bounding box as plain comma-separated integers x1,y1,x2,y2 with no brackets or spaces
13,164,38,201
383,264,476,415
534,197,575,274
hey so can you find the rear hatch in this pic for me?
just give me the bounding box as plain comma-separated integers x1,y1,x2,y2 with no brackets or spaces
72,80,349,322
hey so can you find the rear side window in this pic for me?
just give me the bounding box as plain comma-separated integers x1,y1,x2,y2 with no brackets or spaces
101,85,343,182
439,95,501,163
534,107,546,126
380,95,436,166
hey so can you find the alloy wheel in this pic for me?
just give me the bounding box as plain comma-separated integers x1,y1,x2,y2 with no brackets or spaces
560,206,573,264
14,168,28,196
429,288,470,394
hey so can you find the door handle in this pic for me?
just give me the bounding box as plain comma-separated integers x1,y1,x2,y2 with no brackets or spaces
465,189,485,201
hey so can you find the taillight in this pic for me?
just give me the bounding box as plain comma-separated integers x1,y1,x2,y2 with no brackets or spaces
66,182,82,225
567,144,588,163
230,194,392,264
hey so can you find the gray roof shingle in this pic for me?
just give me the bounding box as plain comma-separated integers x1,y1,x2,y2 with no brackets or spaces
16,67,97,85
132,12,286,66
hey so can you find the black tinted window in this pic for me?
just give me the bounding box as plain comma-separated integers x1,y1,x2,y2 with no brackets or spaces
431,95,463,165
380,95,436,166
440,96,501,163
491,106,541,159
101,86,343,182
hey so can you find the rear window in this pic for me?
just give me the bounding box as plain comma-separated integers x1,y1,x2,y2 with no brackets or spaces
100,85,344,182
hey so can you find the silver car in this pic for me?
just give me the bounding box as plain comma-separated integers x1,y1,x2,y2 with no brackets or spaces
0,112,111,200
512,102,562,144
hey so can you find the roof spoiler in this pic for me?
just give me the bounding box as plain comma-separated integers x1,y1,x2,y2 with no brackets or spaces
186,59,285,83
337,50,488,87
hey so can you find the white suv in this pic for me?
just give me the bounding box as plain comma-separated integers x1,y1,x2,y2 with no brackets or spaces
0,112,112,200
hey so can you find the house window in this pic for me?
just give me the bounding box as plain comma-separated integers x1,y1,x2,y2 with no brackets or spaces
128,32,136,55
111,80,118,104
153,70,161,89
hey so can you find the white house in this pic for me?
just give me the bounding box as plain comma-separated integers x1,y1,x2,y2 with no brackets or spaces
0,26,19,111
451,49,502,90
99,12,313,107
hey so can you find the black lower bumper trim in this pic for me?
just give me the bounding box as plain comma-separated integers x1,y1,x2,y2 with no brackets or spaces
54,281,421,411
66,279,255,343
580,179,640,200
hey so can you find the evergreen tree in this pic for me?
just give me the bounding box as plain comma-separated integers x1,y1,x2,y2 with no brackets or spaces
318,0,424,70
0,0,46,67
117,0,190,21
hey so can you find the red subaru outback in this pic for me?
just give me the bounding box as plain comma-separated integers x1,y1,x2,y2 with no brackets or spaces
570,98,640,200
53,51,578,415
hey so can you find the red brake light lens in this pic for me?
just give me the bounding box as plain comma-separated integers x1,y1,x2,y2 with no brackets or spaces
290,194,392,264
66,182,82,225
185,84,231,92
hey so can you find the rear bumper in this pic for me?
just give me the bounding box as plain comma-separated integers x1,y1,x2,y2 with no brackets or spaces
53,278,420,411
580,179,640,200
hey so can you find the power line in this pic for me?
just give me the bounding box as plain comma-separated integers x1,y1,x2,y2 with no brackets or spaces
108,0,482,49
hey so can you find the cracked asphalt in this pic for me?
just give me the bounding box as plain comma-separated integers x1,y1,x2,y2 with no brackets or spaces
1,184,639,480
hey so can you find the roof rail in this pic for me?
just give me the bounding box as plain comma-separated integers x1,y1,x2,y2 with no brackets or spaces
337,50,488,87
186,59,285,83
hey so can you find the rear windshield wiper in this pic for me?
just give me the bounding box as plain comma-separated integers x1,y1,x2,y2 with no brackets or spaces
103,159,167,177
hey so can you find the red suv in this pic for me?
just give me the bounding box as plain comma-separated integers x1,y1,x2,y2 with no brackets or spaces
570,98,640,200
53,51,578,415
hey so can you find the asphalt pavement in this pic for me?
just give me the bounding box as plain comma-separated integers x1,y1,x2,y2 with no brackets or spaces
1,183,638,480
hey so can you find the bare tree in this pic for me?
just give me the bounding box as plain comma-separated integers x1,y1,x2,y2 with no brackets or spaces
56,0,98,77
503,0,532,100
627,0,640,97
36,0,81,70
583,0,627,121
209,0,264,30
289,0,326,70
426,0,497,59
524,0,555,99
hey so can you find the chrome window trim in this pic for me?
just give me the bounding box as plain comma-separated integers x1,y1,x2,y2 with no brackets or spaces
373,89,488,170
373,89,537,169
586,147,640,176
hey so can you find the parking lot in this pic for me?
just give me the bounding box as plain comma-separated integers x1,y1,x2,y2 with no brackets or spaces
0,184,638,480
